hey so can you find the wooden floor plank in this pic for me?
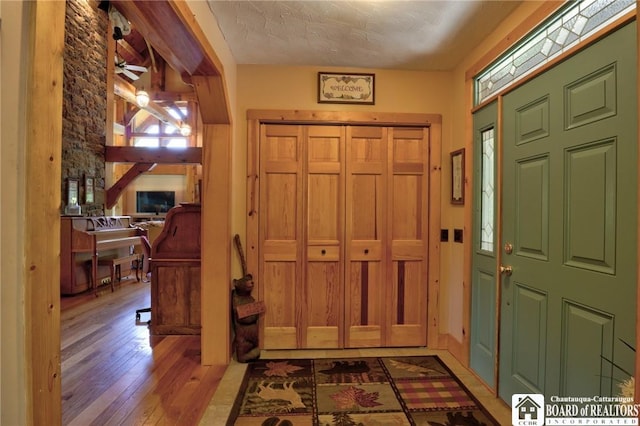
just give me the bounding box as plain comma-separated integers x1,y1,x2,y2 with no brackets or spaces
91,337,193,425
118,337,202,426
171,364,227,425
61,281,224,426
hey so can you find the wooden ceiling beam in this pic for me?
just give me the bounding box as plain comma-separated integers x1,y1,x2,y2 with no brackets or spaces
105,162,156,209
109,0,231,125
192,75,230,124
105,146,202,164
116,39,146,66
113,75,185,130
110,1,220,76
153,91,198,103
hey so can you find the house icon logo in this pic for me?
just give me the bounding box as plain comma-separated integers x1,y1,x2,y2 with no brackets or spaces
512,393,544,426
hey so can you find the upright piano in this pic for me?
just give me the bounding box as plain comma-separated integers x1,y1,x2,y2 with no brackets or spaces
60,216,149,295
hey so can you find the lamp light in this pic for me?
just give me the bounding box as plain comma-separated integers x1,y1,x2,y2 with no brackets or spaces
180,124,192,137
135,89,150,108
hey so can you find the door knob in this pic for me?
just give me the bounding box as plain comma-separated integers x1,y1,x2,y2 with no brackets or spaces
500,265,513,276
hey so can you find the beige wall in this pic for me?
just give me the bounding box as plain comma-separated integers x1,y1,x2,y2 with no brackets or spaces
1,1,28,424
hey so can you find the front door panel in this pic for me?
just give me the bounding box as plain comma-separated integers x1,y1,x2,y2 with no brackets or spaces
499,23,637,399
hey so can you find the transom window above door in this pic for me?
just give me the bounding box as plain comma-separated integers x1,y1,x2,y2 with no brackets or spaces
474,0,635,105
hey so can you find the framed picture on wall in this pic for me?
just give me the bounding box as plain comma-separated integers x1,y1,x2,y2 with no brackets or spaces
85,176,95,204
67,178,79,206
451,148,465,205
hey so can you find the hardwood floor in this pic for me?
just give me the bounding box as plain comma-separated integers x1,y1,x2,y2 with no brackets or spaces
62,278,511,425
61,279,225,425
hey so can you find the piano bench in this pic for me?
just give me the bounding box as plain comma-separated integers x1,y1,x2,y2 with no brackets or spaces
97,254,142,293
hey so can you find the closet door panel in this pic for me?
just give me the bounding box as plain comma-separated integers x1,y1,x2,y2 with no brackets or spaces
387,128,428,347
304,126,345,348
260,124,303,349
345,127,387,347
257,123,429,350
306,261,341,348
307,174,340,241
262,262,298,348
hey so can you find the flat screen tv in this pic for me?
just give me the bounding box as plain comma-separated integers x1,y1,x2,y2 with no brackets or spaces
136,191,175,214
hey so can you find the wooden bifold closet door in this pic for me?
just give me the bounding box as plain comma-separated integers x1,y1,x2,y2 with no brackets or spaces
258,123,429,349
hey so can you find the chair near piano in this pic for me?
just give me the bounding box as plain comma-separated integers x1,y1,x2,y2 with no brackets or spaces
133,221,162,324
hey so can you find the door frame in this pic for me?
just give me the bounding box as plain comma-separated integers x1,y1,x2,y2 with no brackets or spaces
464,9,639,396
245,110,443,349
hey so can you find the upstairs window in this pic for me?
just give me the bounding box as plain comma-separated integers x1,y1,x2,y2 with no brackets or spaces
130,102,192,148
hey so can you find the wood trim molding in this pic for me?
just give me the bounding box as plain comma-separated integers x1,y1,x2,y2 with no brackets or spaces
427,121,443,349
636,3,640,404
200,124,232,365
105,162,156,209
105,146,202,164
446,333,466,364
25,1,66,424
493,95,505,392
192,75,231,125
246,109,440,126
461,78,473,368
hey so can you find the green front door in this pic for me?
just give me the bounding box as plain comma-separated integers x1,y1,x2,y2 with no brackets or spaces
471,101,498,388
499,22,637,399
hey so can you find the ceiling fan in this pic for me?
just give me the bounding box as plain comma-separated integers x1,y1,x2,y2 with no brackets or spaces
105,2,148,80
115,52,148,81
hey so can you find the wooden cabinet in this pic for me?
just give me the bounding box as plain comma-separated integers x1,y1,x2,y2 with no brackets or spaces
150,203,201,335
256,124,430,349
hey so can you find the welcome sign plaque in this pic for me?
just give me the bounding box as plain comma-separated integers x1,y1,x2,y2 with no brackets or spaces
318,72,375,104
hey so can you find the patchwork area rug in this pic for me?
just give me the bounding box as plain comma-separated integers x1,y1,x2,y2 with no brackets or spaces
226,356,499,425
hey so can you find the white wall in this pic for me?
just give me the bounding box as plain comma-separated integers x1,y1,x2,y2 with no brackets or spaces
1,1,28,424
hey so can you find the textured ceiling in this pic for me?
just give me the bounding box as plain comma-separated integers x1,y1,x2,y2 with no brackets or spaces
206,0,523,71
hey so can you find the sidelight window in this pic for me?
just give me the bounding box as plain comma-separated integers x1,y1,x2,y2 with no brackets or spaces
480,127,495,252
